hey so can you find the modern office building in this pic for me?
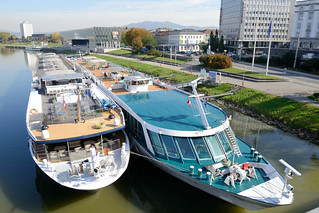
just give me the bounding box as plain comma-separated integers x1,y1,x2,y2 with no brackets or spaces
59,27,124,52
219,0,296,54
290,0,319,51
20,21,33,39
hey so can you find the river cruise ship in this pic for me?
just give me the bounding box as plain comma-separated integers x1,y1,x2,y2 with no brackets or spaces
26,53,130,190
74,56,300,209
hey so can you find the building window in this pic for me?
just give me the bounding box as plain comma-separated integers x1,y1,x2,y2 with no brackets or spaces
309,12,313,20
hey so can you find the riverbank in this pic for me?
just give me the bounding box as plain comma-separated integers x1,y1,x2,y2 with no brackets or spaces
197,84,319,144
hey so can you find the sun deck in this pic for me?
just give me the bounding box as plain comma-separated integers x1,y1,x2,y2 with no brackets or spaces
117,89,226,131
28,54,125,143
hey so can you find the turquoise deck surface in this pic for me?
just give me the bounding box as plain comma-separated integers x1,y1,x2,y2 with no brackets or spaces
118,90,226,131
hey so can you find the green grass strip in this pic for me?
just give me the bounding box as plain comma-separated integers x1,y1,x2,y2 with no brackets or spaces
219,68,283,80
92,54,196,84
198,84,319,135
109,49,189,64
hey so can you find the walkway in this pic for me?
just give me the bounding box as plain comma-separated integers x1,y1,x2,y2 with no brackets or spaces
101,53,319,107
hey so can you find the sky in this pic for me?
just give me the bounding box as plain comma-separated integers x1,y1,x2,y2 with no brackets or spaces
0,0,221,33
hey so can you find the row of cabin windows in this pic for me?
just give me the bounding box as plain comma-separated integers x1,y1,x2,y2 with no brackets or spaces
148,130,234,162
122,109,144,139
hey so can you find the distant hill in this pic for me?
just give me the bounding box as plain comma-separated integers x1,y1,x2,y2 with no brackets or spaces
125,21,217,30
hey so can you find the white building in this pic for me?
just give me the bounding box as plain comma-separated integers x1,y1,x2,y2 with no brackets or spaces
291,0,319,51
220,0,295,54
20,21,33,39
154,29,205,52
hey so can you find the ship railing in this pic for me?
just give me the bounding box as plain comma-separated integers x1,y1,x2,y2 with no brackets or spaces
102,139,121,152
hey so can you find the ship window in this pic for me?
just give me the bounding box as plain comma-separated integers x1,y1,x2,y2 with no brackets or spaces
175,137,195,160
217,132,232,153
205,136,224,159
148,131,164,155
161,135,180,158
191,137,211,159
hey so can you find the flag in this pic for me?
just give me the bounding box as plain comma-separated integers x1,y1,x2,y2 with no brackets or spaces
267,21,272,38
63,95,67,110
187,99,191,107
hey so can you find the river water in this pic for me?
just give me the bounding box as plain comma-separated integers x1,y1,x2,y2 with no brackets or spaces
0,47,318,213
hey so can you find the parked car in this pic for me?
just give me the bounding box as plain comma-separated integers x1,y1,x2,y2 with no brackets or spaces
302,53,315,59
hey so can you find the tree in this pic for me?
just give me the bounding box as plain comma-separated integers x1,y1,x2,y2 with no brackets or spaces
9,35,17,41
0,32,11,43
131,36,143,52
123,28,156,52
282,51,296,67
50,32,61,43
218,35,225,53
142,35,157,50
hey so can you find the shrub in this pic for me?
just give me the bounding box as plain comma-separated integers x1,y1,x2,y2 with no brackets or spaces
147,48,162,57
300,58,319,74
308,93,319,101
269,56,283,67
199,54,232,69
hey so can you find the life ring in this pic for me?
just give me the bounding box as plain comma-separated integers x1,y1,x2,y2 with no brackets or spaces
29,108,38,114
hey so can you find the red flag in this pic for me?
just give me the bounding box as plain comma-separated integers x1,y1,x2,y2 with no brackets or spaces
187,99,191,107
63,95,67,110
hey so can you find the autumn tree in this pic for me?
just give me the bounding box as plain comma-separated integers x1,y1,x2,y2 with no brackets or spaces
50,32,61,43
123,28,156,52
0,32,11,43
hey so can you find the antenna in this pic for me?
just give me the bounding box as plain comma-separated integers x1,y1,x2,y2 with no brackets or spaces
190,78,211,130
279,159,301,194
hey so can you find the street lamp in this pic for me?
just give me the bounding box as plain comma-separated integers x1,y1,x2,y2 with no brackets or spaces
293,16,303,68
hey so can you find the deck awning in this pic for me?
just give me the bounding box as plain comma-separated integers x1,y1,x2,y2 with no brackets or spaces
42,73,84,81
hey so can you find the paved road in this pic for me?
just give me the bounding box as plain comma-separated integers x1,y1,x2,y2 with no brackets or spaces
103,53,319,107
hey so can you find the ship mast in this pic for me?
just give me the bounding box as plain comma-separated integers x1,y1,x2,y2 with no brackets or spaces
190,78,211,130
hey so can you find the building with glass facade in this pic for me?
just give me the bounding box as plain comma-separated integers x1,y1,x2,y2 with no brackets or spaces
290,0,319,51
59,27,124,52
219,0,296,54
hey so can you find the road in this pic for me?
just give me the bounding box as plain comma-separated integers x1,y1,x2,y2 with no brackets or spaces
103,53,319,107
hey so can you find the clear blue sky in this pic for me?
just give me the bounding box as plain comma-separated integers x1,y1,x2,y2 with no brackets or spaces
0,0,221,32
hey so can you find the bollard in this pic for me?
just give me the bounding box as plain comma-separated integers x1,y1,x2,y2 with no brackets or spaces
250,148,255,155
257,155,262,163
206,172,212,185
254,151,259,160
190,165,194,175
198,168,202,179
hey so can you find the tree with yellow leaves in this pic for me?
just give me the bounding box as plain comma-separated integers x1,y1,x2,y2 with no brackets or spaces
50,32,61,43
123,28,156,52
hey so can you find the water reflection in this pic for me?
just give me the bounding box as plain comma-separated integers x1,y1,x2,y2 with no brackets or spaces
0,47,18,56
35,166,92,212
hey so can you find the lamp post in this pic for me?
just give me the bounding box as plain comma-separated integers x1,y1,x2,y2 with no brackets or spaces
293,16,303,69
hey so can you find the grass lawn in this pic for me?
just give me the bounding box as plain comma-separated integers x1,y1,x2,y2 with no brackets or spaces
219,67,283,80
198,84,319,136
109,49,189,64
92,54,196,84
